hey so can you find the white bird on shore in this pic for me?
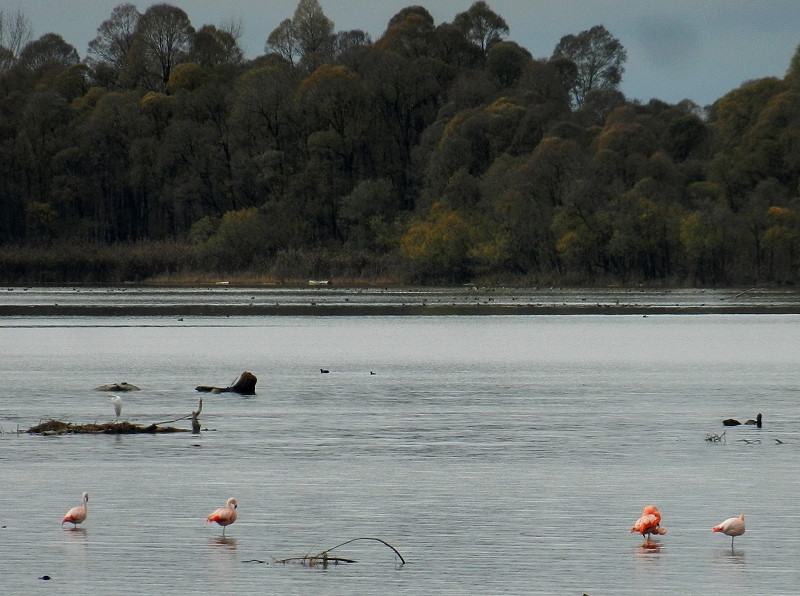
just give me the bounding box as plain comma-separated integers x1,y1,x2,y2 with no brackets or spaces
712,514,745,550
109,395,122,419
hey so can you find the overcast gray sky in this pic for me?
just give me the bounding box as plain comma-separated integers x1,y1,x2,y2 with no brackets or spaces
12,0,800,106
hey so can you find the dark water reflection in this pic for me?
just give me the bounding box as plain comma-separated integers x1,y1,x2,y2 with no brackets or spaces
1,308,800,594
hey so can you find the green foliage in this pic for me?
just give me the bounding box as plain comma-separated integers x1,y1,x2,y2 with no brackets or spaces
267,0,335,71
787,44,800,91
188,215,218,245
25,201,58,239
0,241,191,283
605,182,683,281
400,202,475,282
486,42,530,88
338,178,397,248
453,1,509,55
763,205,800,281
166,63,211,93
196,207,272,272
1,3,799,286
552,25,627,109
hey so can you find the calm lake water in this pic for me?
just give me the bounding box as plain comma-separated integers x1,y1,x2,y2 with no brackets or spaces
2,289,800,594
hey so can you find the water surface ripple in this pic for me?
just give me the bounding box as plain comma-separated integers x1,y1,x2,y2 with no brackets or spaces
1,291,799,594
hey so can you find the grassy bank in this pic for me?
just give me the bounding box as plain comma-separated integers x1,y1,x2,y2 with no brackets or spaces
2,242,791,288
0,242,407,286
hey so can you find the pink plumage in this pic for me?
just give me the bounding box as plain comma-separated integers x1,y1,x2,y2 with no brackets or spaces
630,505,667,539
62,492,89,528
207,497,238,537
712,514,745,549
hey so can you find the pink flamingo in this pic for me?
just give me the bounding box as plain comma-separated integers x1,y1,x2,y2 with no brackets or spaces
207,497,238,537
630,505,667,541
712,514,745,550
62,492,89,528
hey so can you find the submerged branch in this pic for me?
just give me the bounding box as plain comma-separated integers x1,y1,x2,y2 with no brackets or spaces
275,537,405,567
152,414,192,426
276,553,357,566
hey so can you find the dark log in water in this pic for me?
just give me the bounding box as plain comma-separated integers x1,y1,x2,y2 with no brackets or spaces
196,371,257,395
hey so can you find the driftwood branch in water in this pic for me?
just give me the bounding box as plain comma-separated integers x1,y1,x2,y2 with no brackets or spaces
277,552,357,567
192,398,203,433
275,537,405,567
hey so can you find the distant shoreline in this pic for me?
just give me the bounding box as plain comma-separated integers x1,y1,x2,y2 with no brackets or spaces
2,304,800,316
2,286,799,316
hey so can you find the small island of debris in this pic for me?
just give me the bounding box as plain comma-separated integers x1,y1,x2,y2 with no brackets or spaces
27,420,189,435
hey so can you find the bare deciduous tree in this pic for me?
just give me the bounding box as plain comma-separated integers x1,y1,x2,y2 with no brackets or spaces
0,8,33,70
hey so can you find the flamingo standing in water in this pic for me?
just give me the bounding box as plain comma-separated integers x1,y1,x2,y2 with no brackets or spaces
207,497,237,537
712,514,745,550
62,492,89,528
630,505,667,541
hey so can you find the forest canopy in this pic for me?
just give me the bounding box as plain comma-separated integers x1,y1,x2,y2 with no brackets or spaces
1,1,799,286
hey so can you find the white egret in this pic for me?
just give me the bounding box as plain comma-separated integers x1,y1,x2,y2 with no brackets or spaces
109,394,122,419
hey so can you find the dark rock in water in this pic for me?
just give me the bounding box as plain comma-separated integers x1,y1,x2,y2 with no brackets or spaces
94,382,140,392
722,418,741,426
196,371,257,395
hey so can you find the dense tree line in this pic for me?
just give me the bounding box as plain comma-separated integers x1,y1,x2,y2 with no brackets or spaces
1,1,799,285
